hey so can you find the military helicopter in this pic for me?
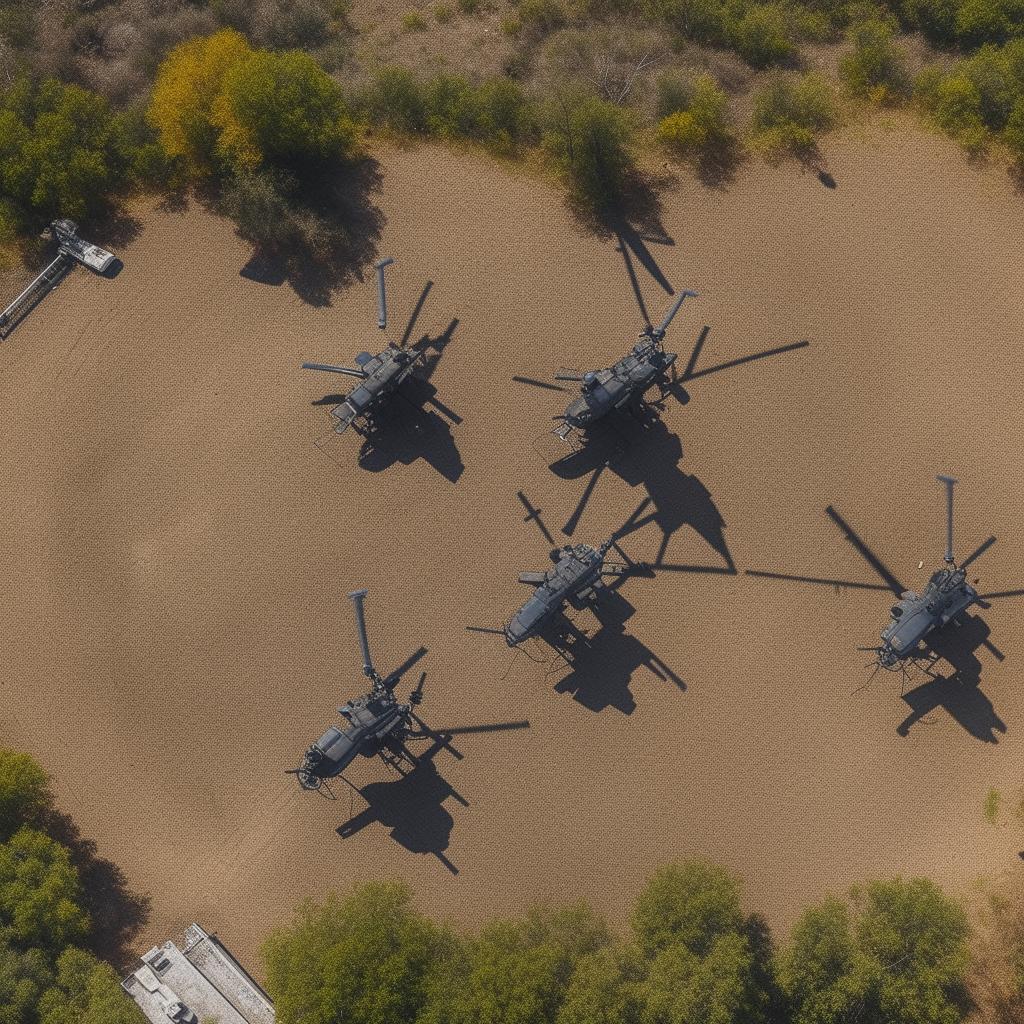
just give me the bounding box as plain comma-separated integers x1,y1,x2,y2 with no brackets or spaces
302,258,427,435
469,492,646,646
291,589,528,792
747,475,1024,676
515,290,697,441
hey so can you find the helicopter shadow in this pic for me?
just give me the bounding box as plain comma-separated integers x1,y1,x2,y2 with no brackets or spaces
897,613,1007,743
336,736,468,874
316,318,464,483
551,417,735,574
537,590,686,714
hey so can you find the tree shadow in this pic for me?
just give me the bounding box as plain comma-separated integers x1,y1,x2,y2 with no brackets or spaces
44,810,151,971
229,155,386,307
336,740,468,874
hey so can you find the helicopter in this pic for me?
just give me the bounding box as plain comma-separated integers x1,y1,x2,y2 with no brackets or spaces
290,589,528,793
515,290,697,442
302,258,428,435
468,492,645,647
747,475,1024,676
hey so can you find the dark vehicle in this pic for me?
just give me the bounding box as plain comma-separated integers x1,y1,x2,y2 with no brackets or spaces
516,290,696,441
288,589,422,791
302,258,425,434
747,474,1024,676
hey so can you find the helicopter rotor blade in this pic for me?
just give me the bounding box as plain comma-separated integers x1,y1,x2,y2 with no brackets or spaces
825,506,906,596
653,290,697,338
555,370,587,382
374,257,395,330
418,720,531,737
937,475,957,565
348,589,378,681
513,375,568,392
302,362,366,378
381,646,428,691
961,535,995,570
466,625,506,635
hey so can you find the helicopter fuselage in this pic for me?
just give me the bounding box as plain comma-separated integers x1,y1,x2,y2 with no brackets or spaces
562,336,678,432
878,566,978,667
333,345,420,432
297,688,411,787
505,543,607,645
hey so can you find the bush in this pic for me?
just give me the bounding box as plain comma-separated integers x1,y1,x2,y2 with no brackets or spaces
0,827,89,952
542,92,635,210
729,4,798,68
402,10,428,31
656,72,733,159
519,0,569,37
38,947,146,1024
360,66,428,133
923,71,988,148
751,72,838,154
840,15,910,101
0,749,51,838
263,882,452,1024
0,78,138,232
781,879,970,1024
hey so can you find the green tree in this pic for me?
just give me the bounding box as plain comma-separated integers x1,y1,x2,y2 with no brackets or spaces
840,16,910,102
656,74,734,161
440,904,611,1024
556,945,644,1024
750,72,837,154
37,947,146,1024
263,881,450,1024
782,879,970,1024
0,79,134,230
633,860,744,958
0,749,51,840
729,4,797,69
0,828,88,953
542,92,635,211
214,49,358,171
0,938,52,1024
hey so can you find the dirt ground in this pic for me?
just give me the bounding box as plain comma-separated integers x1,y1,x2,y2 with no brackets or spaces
3,118,1024,968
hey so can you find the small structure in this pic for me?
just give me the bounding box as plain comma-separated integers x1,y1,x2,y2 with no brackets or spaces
0,219,117,338
122,924,274,1024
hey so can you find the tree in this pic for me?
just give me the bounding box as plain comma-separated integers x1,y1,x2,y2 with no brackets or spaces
542,92,635,211
147,28,253,174
214,49,358,172
840,16,910,102
0,828,89,953
0,749,51,839
656,74,733,160
750,73,837,155
0,78,134,230
439,904,611,1024
0,938,52,1024
781,879,970,1024
37,947,146,1024
263,881,451,1024
556,945,644,1024
633,860,745,959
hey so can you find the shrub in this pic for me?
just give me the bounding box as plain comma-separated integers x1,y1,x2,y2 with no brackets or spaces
402,10,428,31
0,78,138,232
653,0,730,46
729,4,797,68
924,72,988,149
901,0,960,46
263,882,453,1024
519,0,569,37
984,787,1002,822
542,92,635,210
656,73,734,159
0,827,89,952
434,4,454,21
751,72,838,154
360,65,428,133
0,749,51,838
781,879,970,1024
840,15,910,101
1003,93,1024,156
457,0,481,11
38,947,146,1024
955,0,1016,48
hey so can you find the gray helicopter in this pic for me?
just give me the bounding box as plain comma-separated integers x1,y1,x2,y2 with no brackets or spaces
291,590,528,792
302,258,425,434
287,589,425,791
748,475,1024,676
469,493,643,647
516,290,696,441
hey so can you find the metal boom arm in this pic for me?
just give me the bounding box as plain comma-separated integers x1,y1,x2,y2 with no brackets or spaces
938,474,957,565
654,290,698,338
348,589,379,682
302,362,367,378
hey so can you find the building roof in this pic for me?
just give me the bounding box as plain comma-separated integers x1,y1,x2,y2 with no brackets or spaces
122,924,274,1024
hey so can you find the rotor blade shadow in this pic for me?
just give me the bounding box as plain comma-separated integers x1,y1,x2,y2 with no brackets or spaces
826,505,905,595
563,463,607,537
428,720,531,736
616,233,652,329
962,535,996,569
980,589,1024,599
746,569,892,592
685,339,809,381
681,325,711,381
399,280,433,348
384,646,428,685
517,490,555,545
513,375,568,392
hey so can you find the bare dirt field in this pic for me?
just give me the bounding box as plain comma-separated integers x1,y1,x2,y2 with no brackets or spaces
3,118,1024,967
